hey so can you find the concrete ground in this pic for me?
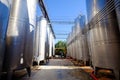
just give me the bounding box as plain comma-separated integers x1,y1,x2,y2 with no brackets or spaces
20,59,92,80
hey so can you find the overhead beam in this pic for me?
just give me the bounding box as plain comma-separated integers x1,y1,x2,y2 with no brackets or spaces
50,21,74,25
39,0,55,38
55,34,69,35
55,38,67,39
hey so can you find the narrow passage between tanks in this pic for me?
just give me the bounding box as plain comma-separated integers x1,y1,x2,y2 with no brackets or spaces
21,59,92,80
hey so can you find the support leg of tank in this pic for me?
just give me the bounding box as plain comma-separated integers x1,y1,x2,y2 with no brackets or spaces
42,61,44,64
94,67,99,75
114,69,119,80
33,61,38,66
26,67,31,77
46,57,49,63
90,61,93,68
46,59,48,63
39,61,44,65
0,74,1,80
44,60,47,65
86,61,90,66
7,71,13,80
83,61,86,66
37,61,39,66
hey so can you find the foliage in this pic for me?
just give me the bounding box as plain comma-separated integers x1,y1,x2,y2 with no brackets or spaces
55,41,67,56
55,41,66,48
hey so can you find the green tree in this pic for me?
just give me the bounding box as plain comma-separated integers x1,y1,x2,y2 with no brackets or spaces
55,41,67,56
55,41,66,48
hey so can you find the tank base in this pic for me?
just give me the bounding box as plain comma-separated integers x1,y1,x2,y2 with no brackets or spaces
94,67,120,79
113,69,120,80
26,67,31,77
33,61,38,66
7,71,13,80
83,61,90,66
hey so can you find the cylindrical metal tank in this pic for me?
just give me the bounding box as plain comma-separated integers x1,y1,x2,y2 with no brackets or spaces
78,34,83,60
39,17,47,62
52,35,55,56
0,0,11,77
36,16,47,64
3,0,28,79
87,29,94,67
67,34,71,57
66,39,69,56
82,34,90,65
72,26,76,59
34,17,40,64
75,15,88,63
49,31,53,58
76,29,82,61
24,0,37,74
86,0,120,79
69,37,72,58
45,26,50,62
75,34,79,60
47,24,51,59
115,0,120,31
69,33,73,58
69,34,72,57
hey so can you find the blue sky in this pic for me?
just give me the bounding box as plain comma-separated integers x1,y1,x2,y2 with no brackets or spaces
37,0,87,43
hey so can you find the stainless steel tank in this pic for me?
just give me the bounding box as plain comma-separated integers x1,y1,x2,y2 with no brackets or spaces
82,34,90,65
47,25,51,58
69,33,73,58
52,35,55,56
3,0,28,79
75,35,79,60
86,0,120,79
69,34,72,57
0,0,11,77
79,15,90,65
67,34,71,57
115,0,120,31
44,26,50,62
87,27,95,67
34,17,40,64
67,33,72,57
49,31,53,58
24,0,37,74
51,33,54,57
75,20,82,61
36,17,47,64
72,26,76,59
68,33,72,58
49,33,54,57
66,38,69,56
75,33,82,61
78,34,83,60
75,15,87,62
75,26,79,60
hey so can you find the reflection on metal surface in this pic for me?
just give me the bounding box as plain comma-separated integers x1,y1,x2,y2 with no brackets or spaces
67,15,89,65
115,0,120,31
0,0,11,76
4,0,28,71
34,17,47,62
34,16,55,64
86,0,120,79
24,0,37,69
